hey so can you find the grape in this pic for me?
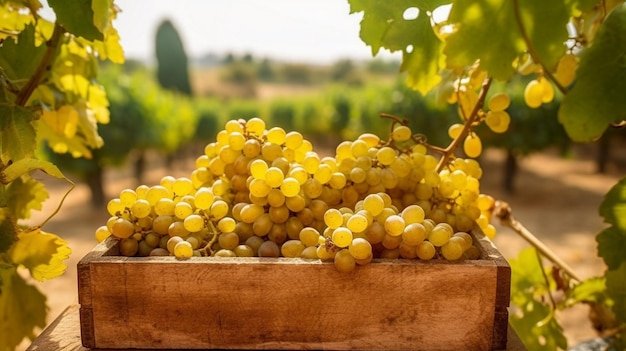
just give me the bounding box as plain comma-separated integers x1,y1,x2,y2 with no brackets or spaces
416,241,435,260
120,238,139,256
193,188,214,210
376,146,396,165
539,77,554,103
384,215,405,237
392,125,412,142
362,193,384,216
146,185,170,205
174,201,193,220
487,93,511,112
258,240,280,257
218,232,240,250
217,217,236,233
225,120,244,134
485,110,511,134
346,214,369,233
228,131,246,151
447,123,464,139
350,139,369,157
245,117,266,136
441,236,465,260
253,213,273,236
106,198,125,216
349,237,373,260
463,133,482,158
234,245,255,257
332,227,353,248
242,139,261,158
173,177,194,196
267,127,286,144
174,241,193,258
168,221,190,238
303,152,321,174
402,222,427,246
382,234,402,250
483,224,497,239
183,214,204,233
299,227,321,247
324,208,343,229
313,164,333,184
249,178,272,198
334,249,356,273
401,205,425,224
428,223,453,246
300,246,319,259
524,79,543,108
281,240,306,258
556,53,577,86
210,200,229,220
167,236,183,253
150,248,170,256
111,218,134,239
95,225,111,243
250,159,268,180
119,189,138,208
280,177,301,197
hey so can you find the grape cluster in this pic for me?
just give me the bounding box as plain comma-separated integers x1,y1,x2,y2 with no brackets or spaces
95,118,496,272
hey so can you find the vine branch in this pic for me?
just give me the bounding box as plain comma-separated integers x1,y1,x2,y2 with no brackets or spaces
494,200,581,282
436,77,493,172
15,23,65,106
512,0,567,95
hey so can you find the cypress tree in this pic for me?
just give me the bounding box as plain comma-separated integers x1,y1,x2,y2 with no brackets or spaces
154,19,193,96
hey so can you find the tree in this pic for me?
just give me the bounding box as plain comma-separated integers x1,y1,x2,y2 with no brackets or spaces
154,19,193,96
349,1,626,349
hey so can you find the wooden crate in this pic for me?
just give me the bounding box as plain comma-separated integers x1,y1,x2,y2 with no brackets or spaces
78,233,511,351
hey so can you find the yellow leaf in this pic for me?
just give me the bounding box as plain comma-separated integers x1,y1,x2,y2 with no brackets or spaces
41,104,79,138
57,74,90,97
10,228,71,281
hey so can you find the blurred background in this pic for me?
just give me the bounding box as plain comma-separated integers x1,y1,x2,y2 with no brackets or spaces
22,1,626,349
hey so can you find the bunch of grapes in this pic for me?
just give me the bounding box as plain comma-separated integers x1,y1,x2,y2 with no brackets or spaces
95,117,496,273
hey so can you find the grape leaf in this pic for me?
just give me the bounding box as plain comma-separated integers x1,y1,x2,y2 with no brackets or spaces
10,228,71,281
0,104,37,164
89,26,125,64
563,277,608,306
91,0,111,33
348,0,449,94
599,176,626,227
0,213,18,254
606,262,626,324
0,2,34,41
510,299,568,351
558,4,626,142
596,177,626,270
0,266,47,350
6,175,48,220
48,0,103,41
597,227,626,270
0,24,45,84
521,0,569,72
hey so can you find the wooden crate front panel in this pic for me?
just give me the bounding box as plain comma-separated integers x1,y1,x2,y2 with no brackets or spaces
79,254,503,351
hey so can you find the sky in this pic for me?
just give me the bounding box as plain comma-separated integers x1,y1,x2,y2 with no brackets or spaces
111,0,396,65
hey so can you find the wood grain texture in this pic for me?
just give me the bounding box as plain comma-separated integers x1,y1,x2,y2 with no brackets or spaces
78,235,511,350
28,305,527,351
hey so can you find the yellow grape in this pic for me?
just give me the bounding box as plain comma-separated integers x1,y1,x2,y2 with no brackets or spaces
448,123,464,139
487,93,511,112
358,133,380,148
280,177,301,197
416,241,436,260
106,199,122,216
524,79,543,108
363,193,384,216
130,199,152,218
264,167,285,188
539,77,554,103
280,240,306,258
266,127,286,144
324,208,343,229
332,227,353,248
391,125,412,142
346,214,369,233
348,237,372,260
334,249,356,273
183,214,204,233
376,146,396,166
174,241,193,258
441,236,465,260
95,225,111,243
485,110,511,134
556,53,577,87
384,215,405,237
284,131,304,149
463,133,482,158
245,117,265,136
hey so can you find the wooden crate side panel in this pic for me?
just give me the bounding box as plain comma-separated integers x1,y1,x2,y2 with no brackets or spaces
87,259,499,351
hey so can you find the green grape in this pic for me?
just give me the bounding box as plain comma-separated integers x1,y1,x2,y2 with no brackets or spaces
193,188,214,210
95,225,111,243
267,188,286,207
245,236,264,255
524,79,543,108
363,193,384,216
346,214,368,233
363,221,384,244
334,249,356,273
348,237,372,260
106,198,125,216
183,214,204,233
428,223,453,246
417,241,436,260
152,215,174,235
402,222,427,246
216,217,235,233
234,244,255,257
332,227,353,248
218,232,240,250
381,168,399,189
485,110,511,134
358,132,380,148
483,224,497,239
174,241,194,258
390,156,411,177
258,240,280,257
245,117,266,136
185,236,200,249
250,159,268,180
463,133,482,158
173,177,194,196
401,205,425,224
376,146,396,165
365,168,382,186
450,169,468,191
384,215,405,237
111,218,135,239
144,233,161,248
556,53,577,86
269,205,290,223
228,131,246,151
415,183,433,200
441,236,465,260
487,92,511,112
120,238,139,256
316,245,334,260
477,194,495,211
210,200,229,220
302,152,320,174
174,201,193,220
324,208,343,229
281,240,306,258
299,227,321,247
398,242,417,259
280,177,300,197
392,125,412,142
154,198,175,216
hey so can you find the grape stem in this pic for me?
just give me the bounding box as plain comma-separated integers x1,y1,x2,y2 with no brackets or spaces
435,77,493,172
512,0,567,95
494,200,581,282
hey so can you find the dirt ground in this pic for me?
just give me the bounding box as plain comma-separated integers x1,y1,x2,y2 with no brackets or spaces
17,143,623,350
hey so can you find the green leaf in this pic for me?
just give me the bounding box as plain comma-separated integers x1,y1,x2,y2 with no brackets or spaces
9,228,71,281
348,0,449,94
564,277,608,306
48,0,103,41
1,157,66,184
0,265,47,350
558,4,626,141
0,214,18,254
445,0,523,80
520,0,569,72
91,0,111,33
0,104,37,164
596,177,626,269
606,262,626,324
509,247,553,305
0,24,46,85
6,175,48,220
510,301,568,351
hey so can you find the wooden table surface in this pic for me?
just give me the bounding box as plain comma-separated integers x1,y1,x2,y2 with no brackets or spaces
26,304,527,351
